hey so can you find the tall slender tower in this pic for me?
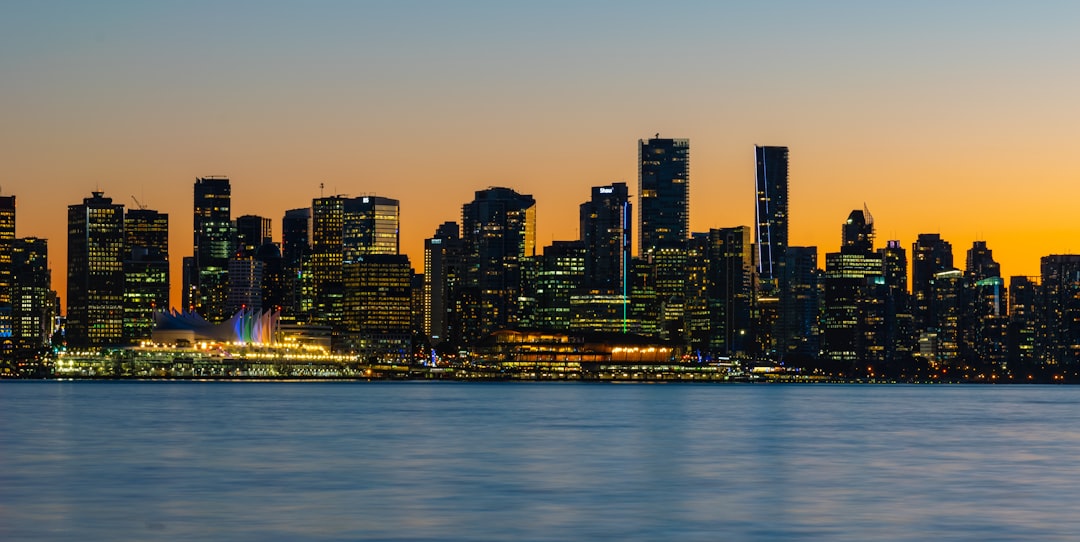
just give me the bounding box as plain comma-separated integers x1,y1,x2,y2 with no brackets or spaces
639,137,689,254
580,182,631,294
424,221,461,347
124,207,169,343
281,207,311,319
754,145,789,292
192,177,233,322
67,192,125,347
912,233,954,332
0,195,15,352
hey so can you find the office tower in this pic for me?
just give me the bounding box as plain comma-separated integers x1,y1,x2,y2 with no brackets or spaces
12,238,52,353
192,177,234,322
535,241,586,330
821,209,885,366
778,246,820,361
628,257,660,337
880,240,914,362
966,241,1001,281
929,269,965,363
1007,276,1039,368
343,196,399,261
912,233,953,332
411,271,425,344
754,145,789,291
123,208,169,343
460,187,536,345
1039,255,1080,366
701,227,754,357
0,195,14,353
639,137,689,253
967,276,1007,369
67,192,125,347
424,222,462,347
639,137,689,338
309,196,345,327
281,207,311,318
236,215,272,258
580,182,631,294
341,254,412,359
842,207,874,254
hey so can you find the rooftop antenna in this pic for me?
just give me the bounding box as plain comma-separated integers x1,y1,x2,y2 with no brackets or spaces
320,183,324,198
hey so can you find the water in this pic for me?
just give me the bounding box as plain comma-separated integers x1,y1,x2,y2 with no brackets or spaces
2,382,1079,541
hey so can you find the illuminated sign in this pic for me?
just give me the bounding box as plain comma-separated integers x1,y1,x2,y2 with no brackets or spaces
599,187,613,194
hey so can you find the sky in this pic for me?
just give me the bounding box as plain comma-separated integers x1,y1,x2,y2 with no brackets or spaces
2,1,1079,311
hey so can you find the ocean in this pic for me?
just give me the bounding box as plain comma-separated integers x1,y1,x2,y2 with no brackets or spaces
2,381,1079,541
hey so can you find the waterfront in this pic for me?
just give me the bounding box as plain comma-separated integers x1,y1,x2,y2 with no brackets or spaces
2,382,1080,541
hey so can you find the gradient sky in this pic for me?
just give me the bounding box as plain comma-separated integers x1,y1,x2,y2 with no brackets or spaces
3,1,1079,310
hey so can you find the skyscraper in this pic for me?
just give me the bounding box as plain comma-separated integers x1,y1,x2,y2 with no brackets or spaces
342,254,413,358
236,215,272,258
423,221,461,347
123,208,169,343
343,196,400,261
12,237,53,354
821,209,885,366
308,196,345,327
1039,255,1080,366
912,233,954,332
67,192,125,347
191,177,233,322
754,145,789,291
460,187,536,344
639,137,690,338
281,207,311,318
0,196,15,354
639,137,689,254
580,182,631,294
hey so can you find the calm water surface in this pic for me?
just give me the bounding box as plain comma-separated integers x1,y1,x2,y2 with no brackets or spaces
2,381,1079,541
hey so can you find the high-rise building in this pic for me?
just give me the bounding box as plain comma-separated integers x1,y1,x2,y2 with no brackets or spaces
460,187,535,345
639,137,689,254
341,254,413,359
1007,276,1039,368
821,209,885,366
308,196,345,327
929,269,965,364
67,192,125,347
424,222,462,348
639,137,689,338
123,208,169,343
880,240,913,362
281,207,311,318
191,177,234,322
702,227,754,357
966,241,1001,281
778,246,820,361
1039,255,1080,366
580,182,631,294
535,241,586,330
12,237,52,353
912,233,954,332
236,215,272,259
0,195,15,353
754,145,789,291
343,196,399,260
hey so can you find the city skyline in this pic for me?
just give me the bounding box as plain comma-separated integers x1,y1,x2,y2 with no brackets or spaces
4,2,1080,308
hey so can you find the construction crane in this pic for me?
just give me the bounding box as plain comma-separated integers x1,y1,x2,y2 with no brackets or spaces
131,196,147,210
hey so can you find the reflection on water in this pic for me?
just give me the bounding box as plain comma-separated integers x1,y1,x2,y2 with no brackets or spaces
2,382,1080,541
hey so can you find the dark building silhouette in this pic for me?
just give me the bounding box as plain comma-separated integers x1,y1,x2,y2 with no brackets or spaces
0,195,14,352
778,246,820,361
966,241,1001,282
12,237,53,354
424,221,462,348
580,182,631,294
236,215,271,258
1039,255,1080,367
880,240,913,363
754,145,789,292
255,242,285,313
912,233,954,333
822,208,885,366
460,187,536,345
190,177,234,322
535,241,586,330
1007,276,1039,368
281,207,311,318
123,208,169,343
688,227,754,357
67,192,125,347
639,137,689,339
